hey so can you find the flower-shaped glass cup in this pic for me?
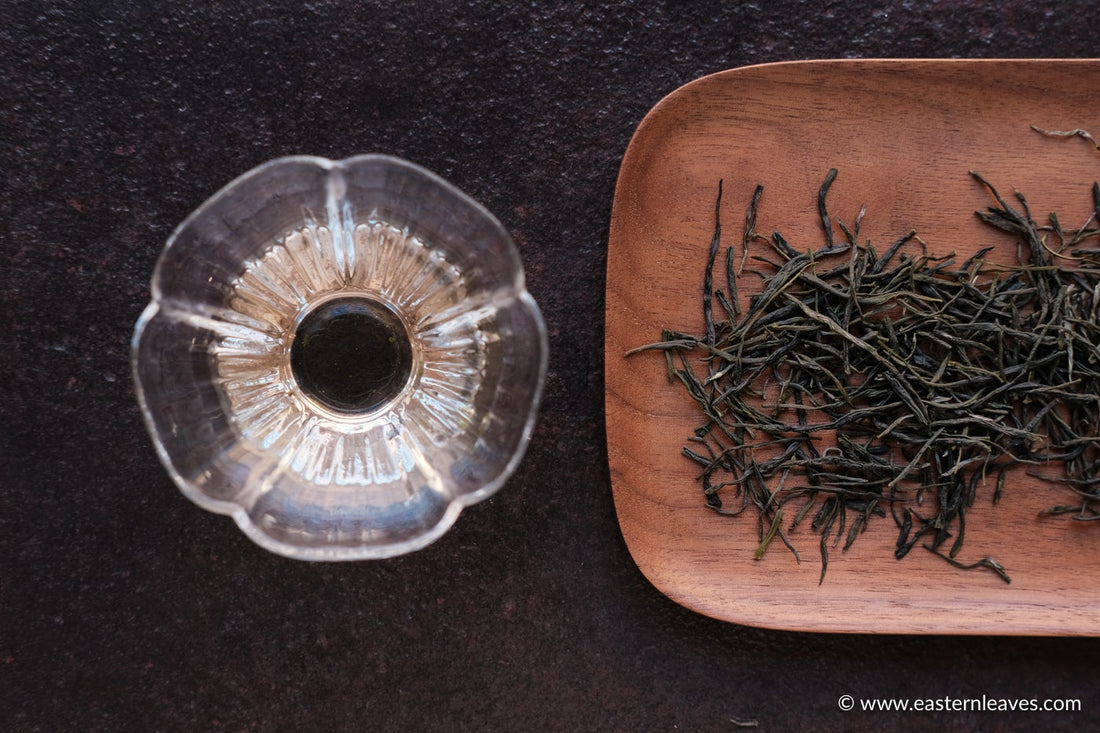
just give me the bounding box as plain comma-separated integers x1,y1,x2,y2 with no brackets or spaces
133,155,547,559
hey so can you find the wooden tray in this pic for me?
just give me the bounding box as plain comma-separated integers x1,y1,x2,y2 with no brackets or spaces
605,59,1100,635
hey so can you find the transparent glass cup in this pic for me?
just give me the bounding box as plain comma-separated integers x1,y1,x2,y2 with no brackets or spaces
133,155,547,559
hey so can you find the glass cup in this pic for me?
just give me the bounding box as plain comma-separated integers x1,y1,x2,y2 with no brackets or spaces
132,155,547,559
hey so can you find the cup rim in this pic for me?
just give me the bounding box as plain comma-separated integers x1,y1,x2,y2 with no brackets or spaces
132,155,548,560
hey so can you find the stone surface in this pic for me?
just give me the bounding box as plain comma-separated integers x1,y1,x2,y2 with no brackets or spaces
4,2,1100,730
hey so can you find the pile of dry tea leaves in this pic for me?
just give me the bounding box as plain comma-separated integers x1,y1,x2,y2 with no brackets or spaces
629,166,1100,583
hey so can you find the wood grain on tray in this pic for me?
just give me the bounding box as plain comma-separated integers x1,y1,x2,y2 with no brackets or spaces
605,59,1100,634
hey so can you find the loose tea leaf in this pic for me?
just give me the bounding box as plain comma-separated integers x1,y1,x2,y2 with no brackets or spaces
629,164,1100,583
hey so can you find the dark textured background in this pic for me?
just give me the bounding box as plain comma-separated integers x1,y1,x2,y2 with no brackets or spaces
4,2,1100,731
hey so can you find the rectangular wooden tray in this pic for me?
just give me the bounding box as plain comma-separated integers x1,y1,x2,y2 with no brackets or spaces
605,59,1100,635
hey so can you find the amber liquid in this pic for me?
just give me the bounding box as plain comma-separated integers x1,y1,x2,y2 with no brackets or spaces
290,297,413,413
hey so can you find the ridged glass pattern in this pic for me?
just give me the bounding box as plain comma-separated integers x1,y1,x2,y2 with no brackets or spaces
133,156,547,559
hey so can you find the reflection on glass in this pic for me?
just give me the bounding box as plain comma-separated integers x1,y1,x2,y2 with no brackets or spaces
133,156,547,560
